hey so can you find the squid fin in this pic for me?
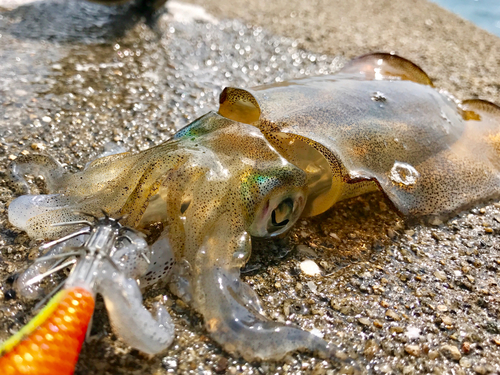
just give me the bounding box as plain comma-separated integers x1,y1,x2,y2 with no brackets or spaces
462,99,500,124
340,52,433,86
461,98,500,166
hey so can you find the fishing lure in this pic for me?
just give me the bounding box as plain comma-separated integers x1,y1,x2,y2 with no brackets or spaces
0,213,175,375
6,53,500,361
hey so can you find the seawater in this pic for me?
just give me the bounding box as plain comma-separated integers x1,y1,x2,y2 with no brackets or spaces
431,0,500,37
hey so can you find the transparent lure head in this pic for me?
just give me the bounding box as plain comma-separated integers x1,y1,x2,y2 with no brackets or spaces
112,230,151,280
14,214,175,355
15,233,89,300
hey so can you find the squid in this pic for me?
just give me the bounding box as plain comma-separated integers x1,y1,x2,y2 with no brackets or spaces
6,53,500,361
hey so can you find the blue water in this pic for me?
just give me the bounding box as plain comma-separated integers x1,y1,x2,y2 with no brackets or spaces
431,0,500,36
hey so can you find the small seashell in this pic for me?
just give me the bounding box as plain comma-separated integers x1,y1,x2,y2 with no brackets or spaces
299,259,321,276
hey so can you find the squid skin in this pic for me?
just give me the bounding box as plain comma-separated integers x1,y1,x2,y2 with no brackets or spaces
7,53,500,362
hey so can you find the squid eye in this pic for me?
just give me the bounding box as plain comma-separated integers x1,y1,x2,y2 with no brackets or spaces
270,198,294,228
249,190,306,238
265,194,304,236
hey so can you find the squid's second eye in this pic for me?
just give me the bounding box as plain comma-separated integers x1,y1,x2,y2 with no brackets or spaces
249,190,306,238
265,193,304,236
270,198,294,228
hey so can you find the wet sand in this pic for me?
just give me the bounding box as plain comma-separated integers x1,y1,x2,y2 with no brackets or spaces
0,0,498,374
186,0,500,102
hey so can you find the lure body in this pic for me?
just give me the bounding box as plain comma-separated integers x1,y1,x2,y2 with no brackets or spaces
0,287,94,375
7,53,500,361
0,216,174,374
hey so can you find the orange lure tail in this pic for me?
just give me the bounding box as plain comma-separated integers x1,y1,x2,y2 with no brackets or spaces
0,287,95,375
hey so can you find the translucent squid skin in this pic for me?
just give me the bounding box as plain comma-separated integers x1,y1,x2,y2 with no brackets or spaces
7,53,500,361
0,287,95,375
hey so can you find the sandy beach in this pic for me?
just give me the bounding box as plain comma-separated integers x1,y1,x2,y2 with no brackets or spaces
0,0,498,373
